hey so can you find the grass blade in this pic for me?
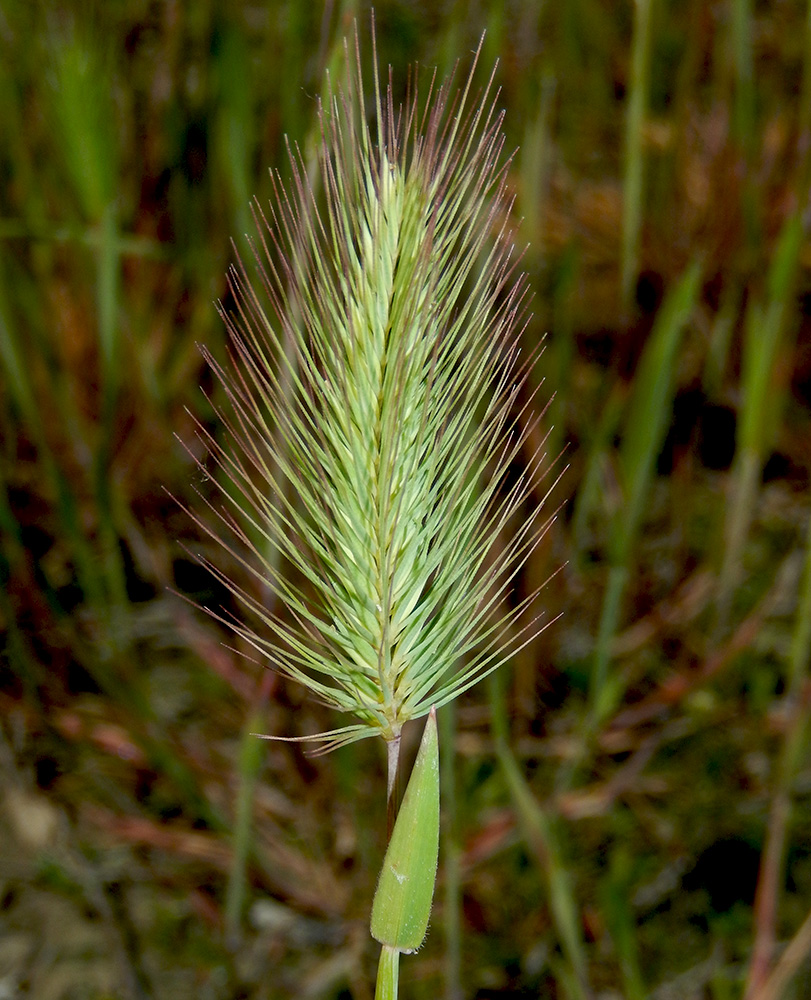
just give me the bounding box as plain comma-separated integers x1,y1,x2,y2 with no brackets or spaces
591,259,701,722
621,0,655,313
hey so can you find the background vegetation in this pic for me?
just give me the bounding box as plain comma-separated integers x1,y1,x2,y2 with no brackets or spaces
1,1,811,997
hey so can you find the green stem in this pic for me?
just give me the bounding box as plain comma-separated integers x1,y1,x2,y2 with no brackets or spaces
386,733,402,840
717,446,761,630
375,945,400,1000
224,707,267,947
590,564,630,726
439,702,463,1000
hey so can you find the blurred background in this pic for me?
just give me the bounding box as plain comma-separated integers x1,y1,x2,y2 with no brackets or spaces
2,1,811,998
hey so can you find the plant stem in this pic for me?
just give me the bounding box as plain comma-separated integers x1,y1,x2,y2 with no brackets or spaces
224,690,270,947
386,733,402,840
439,702,463,1000
375,945,400,1000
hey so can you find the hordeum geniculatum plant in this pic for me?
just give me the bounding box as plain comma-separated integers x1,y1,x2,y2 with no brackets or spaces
186,25,559,998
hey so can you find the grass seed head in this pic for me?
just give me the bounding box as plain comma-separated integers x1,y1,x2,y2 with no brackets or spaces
189,26,557,749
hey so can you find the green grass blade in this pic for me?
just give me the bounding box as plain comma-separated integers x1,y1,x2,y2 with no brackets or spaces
703,282,742,397
591,259,701,720
730,0,762,251
0,276,38,426
213,21,254,241
96,199,122,421
599,846,647,1000
621,0,655,312
371,709,440,953
520,68,556,254
224,708,267,945
718,213,804,619
731,0,756,159
50,32,117,221
615,259,702,562
547,244,578,466
570,384,626,562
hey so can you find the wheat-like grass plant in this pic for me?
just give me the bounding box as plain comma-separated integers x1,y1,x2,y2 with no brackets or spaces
185,24,557,994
